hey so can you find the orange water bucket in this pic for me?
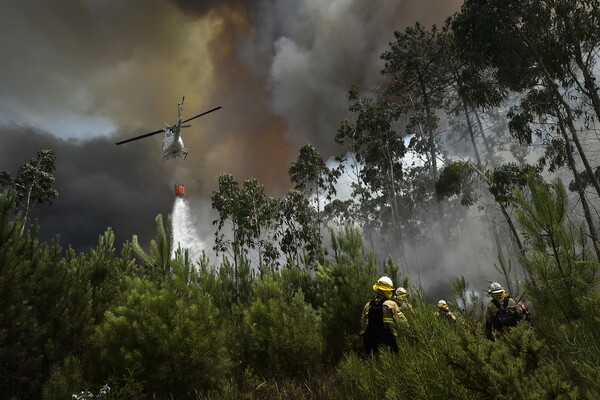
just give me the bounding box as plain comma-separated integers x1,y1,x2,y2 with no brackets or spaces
174,184,185,197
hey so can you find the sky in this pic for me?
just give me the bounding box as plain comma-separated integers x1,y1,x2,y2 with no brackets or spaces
0,0,463,253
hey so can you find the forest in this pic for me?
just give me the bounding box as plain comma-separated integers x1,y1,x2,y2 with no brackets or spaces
2,0,600,398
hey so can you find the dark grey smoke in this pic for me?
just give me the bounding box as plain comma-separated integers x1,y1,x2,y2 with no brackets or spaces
0,126,173,250
0,0,469,284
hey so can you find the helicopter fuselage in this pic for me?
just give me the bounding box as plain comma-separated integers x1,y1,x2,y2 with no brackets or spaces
161,100,188,161
161,126,188,161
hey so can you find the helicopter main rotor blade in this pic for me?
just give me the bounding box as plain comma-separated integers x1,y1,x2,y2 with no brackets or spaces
182,106,222,124
115,128,165,145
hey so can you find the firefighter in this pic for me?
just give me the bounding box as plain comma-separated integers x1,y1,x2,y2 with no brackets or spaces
485,282,522,339
361,276,409,354
394,286,413,312
437,299,457,323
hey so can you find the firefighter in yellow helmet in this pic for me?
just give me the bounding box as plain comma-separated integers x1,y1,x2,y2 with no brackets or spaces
485,282,522,339
394,286,413,312
436,300,457,323
361,276,409,354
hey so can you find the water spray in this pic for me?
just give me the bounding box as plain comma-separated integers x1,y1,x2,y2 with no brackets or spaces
171,196,205,261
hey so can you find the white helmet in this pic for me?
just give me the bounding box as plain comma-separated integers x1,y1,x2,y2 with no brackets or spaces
378,276,393,287
438,299,447,305
488,282,504,294
395,287,408,296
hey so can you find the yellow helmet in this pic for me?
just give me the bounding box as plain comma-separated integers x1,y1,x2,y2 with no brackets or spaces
373,276,394,299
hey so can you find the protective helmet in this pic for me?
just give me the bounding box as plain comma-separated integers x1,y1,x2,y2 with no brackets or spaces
378,276,393,287
373,276,395,299
437,299,449,310
488,282,504,294
395,287,408,296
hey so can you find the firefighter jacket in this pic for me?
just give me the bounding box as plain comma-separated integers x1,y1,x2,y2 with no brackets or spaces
485,295,523,338
361,295,410,337
438,308,457,323
394,297,414,313
485,296,522,325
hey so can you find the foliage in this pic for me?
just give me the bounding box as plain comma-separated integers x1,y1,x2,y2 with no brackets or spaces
91,259,233,398
239,274,324,379
513,178,600,394
8,1,600,396
132,213,174,281
316,227,379,363
0,149,58,230
289,143,340,206
435,161,478,206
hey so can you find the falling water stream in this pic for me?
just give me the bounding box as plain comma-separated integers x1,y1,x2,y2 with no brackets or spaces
171,197,205,262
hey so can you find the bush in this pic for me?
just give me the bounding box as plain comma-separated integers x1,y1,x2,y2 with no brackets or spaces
91,260,232,398
240,274,324,378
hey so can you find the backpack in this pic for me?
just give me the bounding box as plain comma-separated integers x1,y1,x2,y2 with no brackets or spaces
491,297,518,330
364,297,398,354
366,298,386,338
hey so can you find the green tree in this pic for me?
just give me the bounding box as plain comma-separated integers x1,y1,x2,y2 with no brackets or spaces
336,86,408,256
239,274,324,378
316,227,379,363
211,173,242,272
382,22,451,241
236,177,280,271
513,177,600,392
453,0,600,200
289,144,340,231
0,149,58,234
132,214,173,282
92,258,232,398
277,189,320,268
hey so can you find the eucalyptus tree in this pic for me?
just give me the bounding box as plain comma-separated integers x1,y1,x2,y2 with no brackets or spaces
236,177,280,271
435,161,550,256
212,173,281,275
438,19,509,166
381,22,454,241
453,0,600,200
277,189,320,268
211,173,242,271
0,149,58,234
508,86,600,261
336,86,410,257
289,143,340,233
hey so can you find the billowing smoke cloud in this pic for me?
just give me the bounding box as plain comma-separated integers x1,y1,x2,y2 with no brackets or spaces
0,126,173,249
0,0,465,265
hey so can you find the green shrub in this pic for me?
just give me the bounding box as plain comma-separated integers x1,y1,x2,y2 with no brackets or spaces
317,227,379,362
240,274,324,378
91,260,232,398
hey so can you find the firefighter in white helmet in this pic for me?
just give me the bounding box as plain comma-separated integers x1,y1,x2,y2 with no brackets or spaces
394,286,413,312
437,299,457,323
485,282,522,339
360,276,409,354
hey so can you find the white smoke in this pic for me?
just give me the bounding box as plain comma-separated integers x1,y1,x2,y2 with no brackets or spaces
171,197,206,262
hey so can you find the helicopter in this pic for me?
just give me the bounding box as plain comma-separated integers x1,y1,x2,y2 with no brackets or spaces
115,96,221,161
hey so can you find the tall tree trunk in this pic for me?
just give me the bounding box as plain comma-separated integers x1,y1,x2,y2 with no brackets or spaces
418,71,449,242
555,108,600,262
472,107,494,162
556,89,600,199
462,100,482,164
566,19,600,123
518,30,600,198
